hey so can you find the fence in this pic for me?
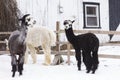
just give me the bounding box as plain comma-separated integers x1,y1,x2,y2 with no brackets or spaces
55,21,120,65
0,32,11,44
1,22,120,64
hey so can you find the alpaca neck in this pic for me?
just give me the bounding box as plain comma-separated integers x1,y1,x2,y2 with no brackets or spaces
19,23,27,32
65,27,76,43
18,23,27,41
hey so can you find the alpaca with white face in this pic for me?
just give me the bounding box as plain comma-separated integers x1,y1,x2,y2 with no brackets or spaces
8,14,30,77
63,20,99,74
24,14,56,65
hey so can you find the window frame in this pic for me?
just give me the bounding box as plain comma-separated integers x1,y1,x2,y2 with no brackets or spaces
83,2,101,29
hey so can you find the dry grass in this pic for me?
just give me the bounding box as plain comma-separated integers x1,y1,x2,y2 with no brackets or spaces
0,0,22,50
0,0,21,31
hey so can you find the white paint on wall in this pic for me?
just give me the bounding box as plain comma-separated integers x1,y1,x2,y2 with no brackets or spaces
17,0,110,43
17,0,48,26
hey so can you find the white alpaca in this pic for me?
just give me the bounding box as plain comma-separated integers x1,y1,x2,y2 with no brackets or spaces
25,25,56,65
23,15,56,65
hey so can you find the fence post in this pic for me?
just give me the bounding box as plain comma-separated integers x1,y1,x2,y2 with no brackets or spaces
56,21,60,53
56,21,71,65
67,43,71,65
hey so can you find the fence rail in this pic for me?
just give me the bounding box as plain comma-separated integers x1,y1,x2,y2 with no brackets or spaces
0,32,12,34
55,21,120,64
0,41,6,44
0,32,11,44
57,29,120,35
1,22,120,65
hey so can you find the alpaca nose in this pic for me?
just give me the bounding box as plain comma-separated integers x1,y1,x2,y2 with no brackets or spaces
33,20,36,24
69,24,72,27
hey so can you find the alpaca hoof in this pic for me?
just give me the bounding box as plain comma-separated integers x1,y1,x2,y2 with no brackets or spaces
92,70,95,74
32,62,36,64
18,70,22,76
31,60,36,64
78,68,81,71
86,70,91,73
12,72,15,77
42,63,50,66
19,72,22,76
12,74,15,77
92,72,95,74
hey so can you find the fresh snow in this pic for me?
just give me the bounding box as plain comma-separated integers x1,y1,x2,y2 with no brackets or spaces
0,46,120,80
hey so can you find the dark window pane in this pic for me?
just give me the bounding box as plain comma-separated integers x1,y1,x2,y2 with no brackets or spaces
87,7,96,15
87,17,97,26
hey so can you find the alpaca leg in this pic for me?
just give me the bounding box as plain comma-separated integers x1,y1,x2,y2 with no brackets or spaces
42,45,51,65
30,49,37,64
75,50,81,70
86,56,92,73
85,50,92,73
11,55,17,77
18,63,23,75
12,65,17,77
24,47,29,64
82,50,88,70
91,51,99,74
18,54,24,76
28,44,37,63
43,49,51,65
46,49,51,65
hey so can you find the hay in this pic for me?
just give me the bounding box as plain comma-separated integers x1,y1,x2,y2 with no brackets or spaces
0,0,22,50
0,0,21,31
52,54,64,65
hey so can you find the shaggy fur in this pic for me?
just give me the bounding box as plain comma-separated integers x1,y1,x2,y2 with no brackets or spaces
63,20,99,74
24,16,56,65
8,14,29,77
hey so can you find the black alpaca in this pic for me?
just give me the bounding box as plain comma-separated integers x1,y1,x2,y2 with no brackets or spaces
63,20,99,74
8,14,30,77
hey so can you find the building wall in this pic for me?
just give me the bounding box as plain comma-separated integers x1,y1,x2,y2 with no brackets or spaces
17,0,48,26
58,0,110,43
17,0,110,43
109,0,120,41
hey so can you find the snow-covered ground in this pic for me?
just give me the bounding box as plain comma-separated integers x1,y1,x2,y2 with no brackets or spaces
0,46,120,80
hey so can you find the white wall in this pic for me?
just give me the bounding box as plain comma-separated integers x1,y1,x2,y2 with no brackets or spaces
17,0,48,26
17,0,110,43
58,0,110,43
82,0,110,43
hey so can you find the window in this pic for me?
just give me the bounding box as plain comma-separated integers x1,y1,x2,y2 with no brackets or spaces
83,2,100,28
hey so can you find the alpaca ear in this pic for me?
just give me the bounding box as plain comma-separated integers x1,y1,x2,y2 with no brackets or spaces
33,20,36,24
63,20,67,25
19,18,22,21
72,20,75,23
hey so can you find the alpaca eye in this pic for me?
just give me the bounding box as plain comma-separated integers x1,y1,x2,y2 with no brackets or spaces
28,18,30,21
69,24,72,27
